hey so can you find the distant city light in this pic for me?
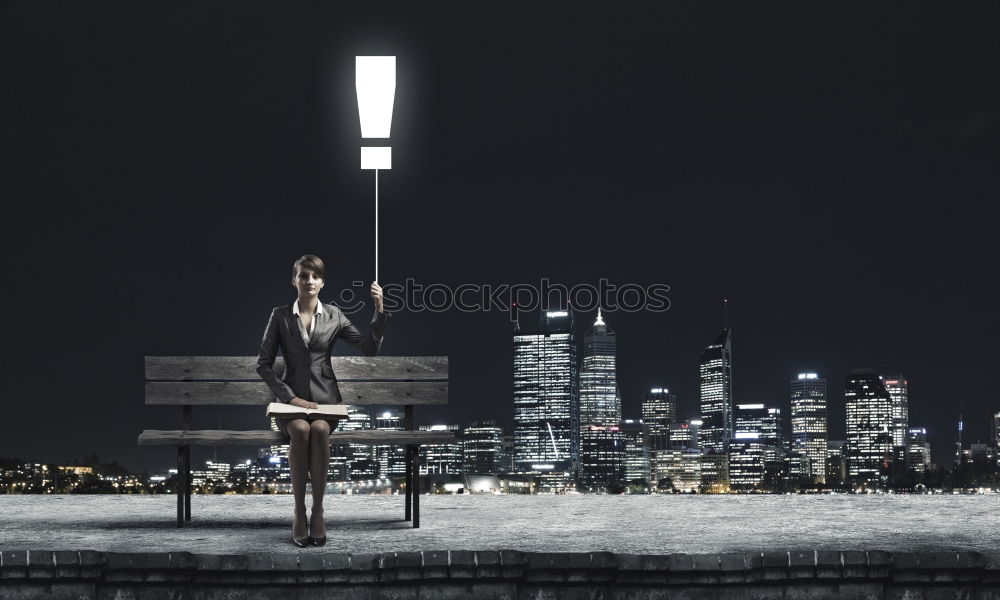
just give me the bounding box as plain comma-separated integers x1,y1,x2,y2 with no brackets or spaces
798,373,819,380
734,432,760,439
738,403,765,409
531,464,555,470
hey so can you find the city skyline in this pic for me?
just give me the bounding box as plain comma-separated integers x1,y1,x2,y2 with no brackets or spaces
3,303,992,482
3,304,997,496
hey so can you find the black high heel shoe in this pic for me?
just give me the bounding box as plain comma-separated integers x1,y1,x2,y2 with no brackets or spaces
292,511,310,548
309,508,326,546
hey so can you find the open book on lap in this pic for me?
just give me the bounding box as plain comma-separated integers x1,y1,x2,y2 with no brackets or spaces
266,402,348,421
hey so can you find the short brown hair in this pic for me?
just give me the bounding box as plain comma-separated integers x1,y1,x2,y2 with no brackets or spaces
292,254,326,281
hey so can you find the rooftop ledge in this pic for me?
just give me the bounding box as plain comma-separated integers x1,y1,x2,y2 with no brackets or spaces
1,550,999,599
2,495,999,597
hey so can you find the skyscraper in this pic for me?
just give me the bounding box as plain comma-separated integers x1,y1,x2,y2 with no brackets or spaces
655,418,698,488
334,406,378,480
673,449,703,492
955,414,964,466
844,369,894,488
668,419,702,450
418,424,463,475
992,412,1000,449
699,328,733,454
500,434,515,474
729,403,785,491
462,420,504,475
579,307,620,426
762,407,785,451
641,388,677,453
732,404,784,448
513,308,579,491
729,437,766,491
826,441,847,487
265,416,292,482
374,410,406,478
882,375,909,448
577,424,626,491
699,453,729,493
905,427,931,472
620,419,651,484
790,372,828,484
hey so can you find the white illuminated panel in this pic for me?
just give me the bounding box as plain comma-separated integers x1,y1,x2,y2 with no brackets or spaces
356,56,395,138
361,147,391,170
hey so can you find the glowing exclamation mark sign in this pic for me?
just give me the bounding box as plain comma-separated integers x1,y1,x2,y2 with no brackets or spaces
356,56,395,282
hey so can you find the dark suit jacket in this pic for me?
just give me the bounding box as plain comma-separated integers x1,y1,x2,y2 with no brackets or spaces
256,302,392,404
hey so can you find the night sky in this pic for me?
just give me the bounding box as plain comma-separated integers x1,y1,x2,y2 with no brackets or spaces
3,2,998,473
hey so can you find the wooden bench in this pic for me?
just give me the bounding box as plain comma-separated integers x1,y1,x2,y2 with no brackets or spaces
138,355,451,529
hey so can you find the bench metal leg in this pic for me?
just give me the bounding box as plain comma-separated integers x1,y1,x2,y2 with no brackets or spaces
404,444,412,521
184,445,192,521
179,404,192,526
403,405,414,523
412,444,420,529
176,446,185,528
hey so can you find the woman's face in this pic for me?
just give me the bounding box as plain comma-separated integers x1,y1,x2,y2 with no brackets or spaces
293,267,325,298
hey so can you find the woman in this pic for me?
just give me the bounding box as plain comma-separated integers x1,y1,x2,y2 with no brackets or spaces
256,254,392,547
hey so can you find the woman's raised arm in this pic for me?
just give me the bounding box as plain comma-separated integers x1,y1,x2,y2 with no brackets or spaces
338,309,392,356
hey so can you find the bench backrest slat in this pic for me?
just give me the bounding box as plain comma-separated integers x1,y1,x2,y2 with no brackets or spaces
145,381,449,406
139,430,457,446
145,356,448,381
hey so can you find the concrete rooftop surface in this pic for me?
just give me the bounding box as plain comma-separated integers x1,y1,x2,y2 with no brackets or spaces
1,494,997,555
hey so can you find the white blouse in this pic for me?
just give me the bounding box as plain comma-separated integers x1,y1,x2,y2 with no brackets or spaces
291,298,324,344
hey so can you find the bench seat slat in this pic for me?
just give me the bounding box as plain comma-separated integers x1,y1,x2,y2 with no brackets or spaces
138,429,457,446
144,381,448,406
145,356,448,381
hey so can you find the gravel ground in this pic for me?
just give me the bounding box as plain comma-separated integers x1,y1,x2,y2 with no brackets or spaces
1,494,997,554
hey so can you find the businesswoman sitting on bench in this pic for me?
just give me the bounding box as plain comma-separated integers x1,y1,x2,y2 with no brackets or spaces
256,254,391,547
